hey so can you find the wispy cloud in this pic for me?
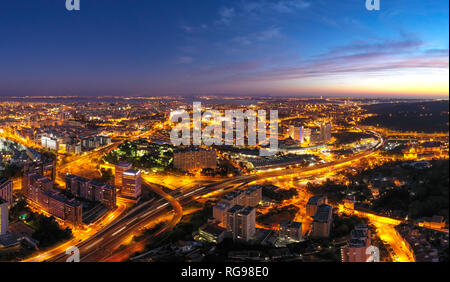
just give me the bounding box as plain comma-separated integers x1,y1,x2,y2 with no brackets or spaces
216,7,236,25
182,36,448,86
215,0,310,26
242,0,310,14
232,27,282,45
174,56,194,64
181,23,208,33
320,38,424,57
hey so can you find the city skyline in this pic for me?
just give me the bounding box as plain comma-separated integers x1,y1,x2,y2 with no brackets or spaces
0,0,448,98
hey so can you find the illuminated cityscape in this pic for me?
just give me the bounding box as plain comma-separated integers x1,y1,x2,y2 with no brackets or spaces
0,96,447,263
0,0,448,274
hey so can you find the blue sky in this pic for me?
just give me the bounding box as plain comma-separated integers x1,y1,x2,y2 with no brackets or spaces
0,0,448,97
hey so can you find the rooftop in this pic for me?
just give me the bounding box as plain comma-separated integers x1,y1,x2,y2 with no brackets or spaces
116,161,132,167
200,223,226,236
307,195,326,205
313,204,332,222
214,201,230,211
228,205,244,214
124,169,140,176
238,206,255,216
347,238,367,248
280,220,302,229
174,146,215,153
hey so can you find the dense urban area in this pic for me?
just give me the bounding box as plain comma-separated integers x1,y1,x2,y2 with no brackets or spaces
0,96,448,262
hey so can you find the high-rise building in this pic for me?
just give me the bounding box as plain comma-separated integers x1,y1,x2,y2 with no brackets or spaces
288,126,302,141
311,204,333,238
114,161,132,189
23,173,83,226
121,169,142,201
38,190,83,226
221,189,246,207
66,143,82,154
173,147,217,172
310,130,322,144
244,186,262,207
320,122,332,143
226,205,256,241
65,174,117,209
0,178,13,204
23,159,56,181
306,195,327,218
342,225,371,262
288,126,311,144
0,199,8,236
214,187,261,228
66,174,89,198
22,172,53,203
41,135,59,151
303,128,312,143
99,184,117,210
213,201,231,227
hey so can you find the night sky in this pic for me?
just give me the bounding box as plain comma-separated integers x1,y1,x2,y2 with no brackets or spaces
0,0,448,97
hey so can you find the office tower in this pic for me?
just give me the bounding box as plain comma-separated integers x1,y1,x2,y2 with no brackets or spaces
0,199,8,236
306,195,328,217
0,178,13,204
122,169,142,200
173,147,217,172
311,204,333,238
114,161,132,189
226,205,256,241
279,221,303,242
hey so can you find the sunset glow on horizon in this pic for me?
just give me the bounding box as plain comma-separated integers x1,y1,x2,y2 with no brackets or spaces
0,0,448,98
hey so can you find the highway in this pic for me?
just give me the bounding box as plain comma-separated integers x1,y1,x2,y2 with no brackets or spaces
49,183,204,262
